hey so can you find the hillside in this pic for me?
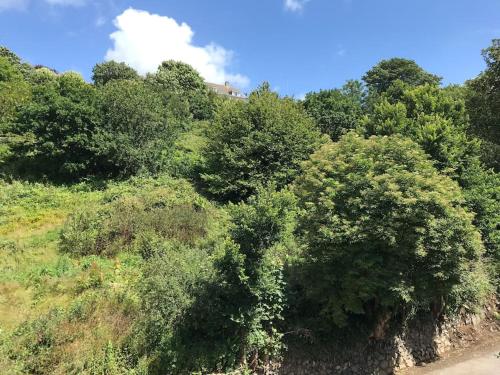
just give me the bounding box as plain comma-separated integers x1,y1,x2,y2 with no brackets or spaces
0,42,499,374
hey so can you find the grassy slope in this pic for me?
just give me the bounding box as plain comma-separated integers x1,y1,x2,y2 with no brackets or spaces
0,181,141,374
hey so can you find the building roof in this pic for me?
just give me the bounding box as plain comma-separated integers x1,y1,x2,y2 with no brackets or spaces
206,81,247,100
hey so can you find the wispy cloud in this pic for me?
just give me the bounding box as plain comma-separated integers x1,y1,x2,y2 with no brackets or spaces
0,0,29,12
0,0,87,12
284,0,310,13
95,15,106,27
45,0,87,6
105,8,249,88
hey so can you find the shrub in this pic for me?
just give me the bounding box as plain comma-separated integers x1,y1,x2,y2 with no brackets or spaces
132,243,218,374
60,178,220,257
293,133,486,333
215,186,297,367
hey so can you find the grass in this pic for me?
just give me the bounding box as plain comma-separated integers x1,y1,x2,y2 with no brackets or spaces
0,180,136,373
0,174,226,374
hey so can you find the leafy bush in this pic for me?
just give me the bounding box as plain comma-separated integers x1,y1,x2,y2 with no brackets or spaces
132,243,219,374
293,133,486,333
215,186,297,367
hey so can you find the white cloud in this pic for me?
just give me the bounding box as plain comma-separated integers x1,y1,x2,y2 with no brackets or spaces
95,15,106,27
0,0,88,11
105,8,249,88
284,0,310,13
45,0,86,6
0,0,29,12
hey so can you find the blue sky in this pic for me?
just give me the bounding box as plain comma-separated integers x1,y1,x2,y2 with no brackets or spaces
0,0,498,96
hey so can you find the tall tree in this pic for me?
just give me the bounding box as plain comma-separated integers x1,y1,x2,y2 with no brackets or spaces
147,60,215,120
91,60,139,86
363,83,476,174
363,58,441,94
294,134,486,332
10,72,99,180
466,39,500,171
303,80,364,141
202,83,322,201
95,79,179,177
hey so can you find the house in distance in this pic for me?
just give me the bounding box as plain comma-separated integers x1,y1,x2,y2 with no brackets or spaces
206,81,247,100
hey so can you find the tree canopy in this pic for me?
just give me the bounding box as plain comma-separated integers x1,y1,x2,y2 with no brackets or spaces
363,58,441,94
95,79,179,177
303,80,364,141
91,60,140,86
294,133,485,329
466,39,500,171
202,83,322,201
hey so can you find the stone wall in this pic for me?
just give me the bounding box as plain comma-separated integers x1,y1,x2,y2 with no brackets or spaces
271,304,498,375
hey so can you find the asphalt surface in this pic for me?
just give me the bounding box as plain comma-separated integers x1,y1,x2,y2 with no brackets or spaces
404,337,500,375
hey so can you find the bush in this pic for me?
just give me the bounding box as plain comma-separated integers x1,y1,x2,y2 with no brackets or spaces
293,133,486,333
215,186,297,367
202,83,322,201
132,243,218,374
60,177,221,257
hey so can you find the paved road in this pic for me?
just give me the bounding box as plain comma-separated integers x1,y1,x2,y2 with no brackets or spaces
405,340,500,375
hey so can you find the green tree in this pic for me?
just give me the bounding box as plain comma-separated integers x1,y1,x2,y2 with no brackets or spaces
363,58,441,94
217,186,297,367
146,60,215,120
91,60,139,86
303,80,364,141
0,56,31,133
362,83,498,271
0,46,32,77
460,163,500,278
363,83,477,174
466,39,500,171
202,83,322,201
10,71,99,180
95,79,179,177
294,134,485,332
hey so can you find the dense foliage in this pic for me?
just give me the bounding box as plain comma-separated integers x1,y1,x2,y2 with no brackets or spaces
293,134,486,331
92,60,140,86
10,71,99,180
202,83,321,201
95,79,179,177
0,42,498,375
466,39,500,171
303,80,364,141
146,60,216,120
363,58,441,94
